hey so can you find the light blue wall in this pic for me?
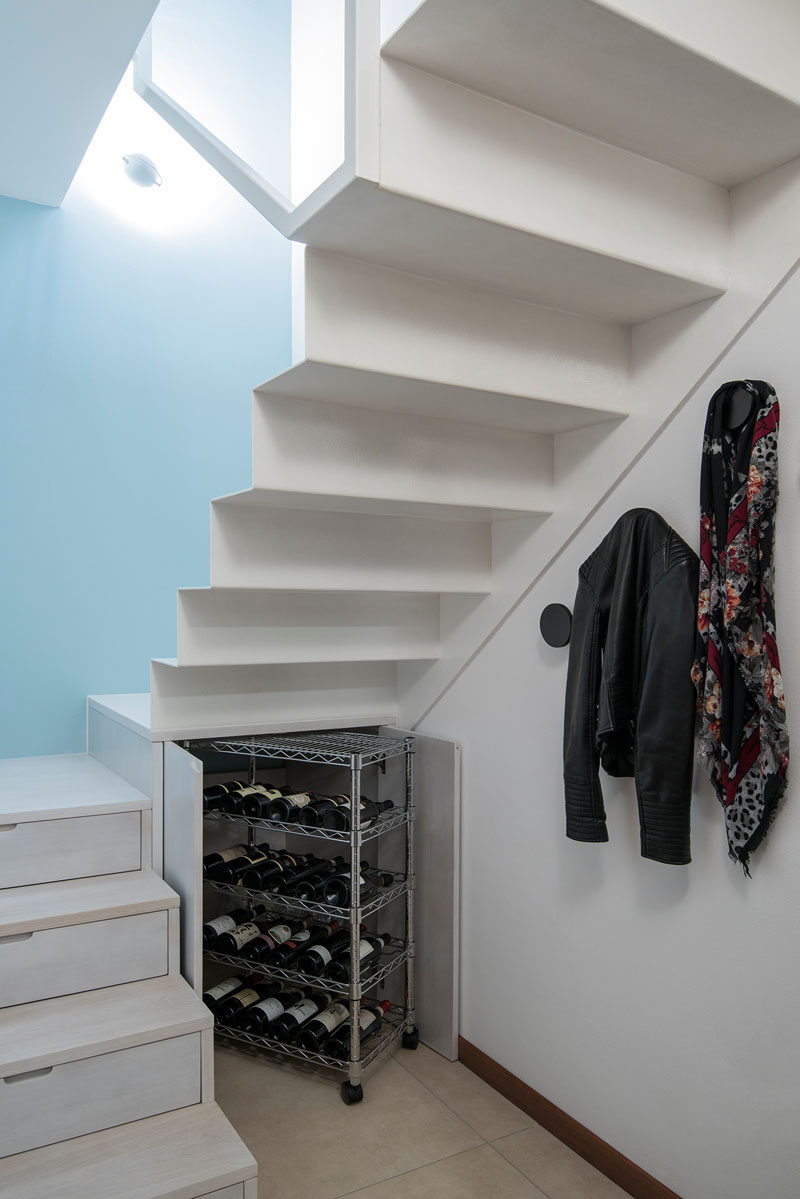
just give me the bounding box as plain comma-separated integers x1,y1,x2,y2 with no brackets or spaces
0,68,291,758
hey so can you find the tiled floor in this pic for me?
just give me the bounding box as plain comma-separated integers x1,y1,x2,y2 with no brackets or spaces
215,1043,631,1199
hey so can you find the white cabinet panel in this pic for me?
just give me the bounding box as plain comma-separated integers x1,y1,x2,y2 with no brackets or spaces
0,911,168,1007
0,813,141,889
0,1033,200,1157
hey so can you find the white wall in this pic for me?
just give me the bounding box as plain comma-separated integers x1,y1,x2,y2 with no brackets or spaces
418,266,800,1199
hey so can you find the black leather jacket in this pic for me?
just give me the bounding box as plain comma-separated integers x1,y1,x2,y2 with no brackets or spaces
563,509,699,865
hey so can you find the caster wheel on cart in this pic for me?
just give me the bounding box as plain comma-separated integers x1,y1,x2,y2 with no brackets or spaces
340,1081,364,1105
402,1027,420,1050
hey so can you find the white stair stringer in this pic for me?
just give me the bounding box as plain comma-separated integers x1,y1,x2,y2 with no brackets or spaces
138,0,800,741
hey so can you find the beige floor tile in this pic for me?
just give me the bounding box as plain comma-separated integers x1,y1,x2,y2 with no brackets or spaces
336,1144,546,1198
214,1046,483,1199
396,1044,533,1140
493,1126,631,1199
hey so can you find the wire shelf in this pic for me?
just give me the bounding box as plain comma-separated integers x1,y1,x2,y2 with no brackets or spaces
204,870,411,922
207,731,412,767
213,1004,410,1073
203,804,412,844
204,938,412,998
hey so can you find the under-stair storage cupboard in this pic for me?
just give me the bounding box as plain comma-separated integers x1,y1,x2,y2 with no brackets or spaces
163,725,460,1084
0,753,257,1199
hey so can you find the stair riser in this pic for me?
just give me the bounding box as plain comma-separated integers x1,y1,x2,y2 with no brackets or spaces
0,910,175,1008
296,248,629,427
253,390,554,508
177,589,441,666
210,501,492,592
0,1034,200,1158
150,660,398,740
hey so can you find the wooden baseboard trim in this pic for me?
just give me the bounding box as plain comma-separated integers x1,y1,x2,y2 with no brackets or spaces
458,1037,681,1199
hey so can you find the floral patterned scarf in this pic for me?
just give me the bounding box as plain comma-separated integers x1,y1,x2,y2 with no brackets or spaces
692,380,789,873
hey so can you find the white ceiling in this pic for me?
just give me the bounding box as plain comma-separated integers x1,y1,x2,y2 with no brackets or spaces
0,0,161,207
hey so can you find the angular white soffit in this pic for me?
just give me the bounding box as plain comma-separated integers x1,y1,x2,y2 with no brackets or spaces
0,0,160,207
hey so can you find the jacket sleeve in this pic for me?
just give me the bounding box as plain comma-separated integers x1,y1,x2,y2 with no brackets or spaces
634,555,699,865
563,568,608,842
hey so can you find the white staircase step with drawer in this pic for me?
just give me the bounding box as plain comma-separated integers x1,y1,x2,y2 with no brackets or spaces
0,1101,257,1199
0,977,211,1158
0,753,151,823
0,871,179,1007
382,0,800,186
178,587,442,666
253,391,555,511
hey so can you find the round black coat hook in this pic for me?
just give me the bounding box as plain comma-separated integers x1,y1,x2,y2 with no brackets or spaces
540,603,572,647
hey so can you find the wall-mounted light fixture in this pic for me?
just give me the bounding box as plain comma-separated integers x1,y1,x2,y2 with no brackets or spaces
122,153,162,187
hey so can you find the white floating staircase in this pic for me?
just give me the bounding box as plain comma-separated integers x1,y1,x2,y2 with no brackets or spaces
138,0,800,737
0,755,257,1199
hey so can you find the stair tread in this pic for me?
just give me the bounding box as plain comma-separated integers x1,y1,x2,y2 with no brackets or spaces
214,486,548,523
0,976,211,1077
0,1101,256,1199
0,753,150,824
259,359,626,435
0,870,178,938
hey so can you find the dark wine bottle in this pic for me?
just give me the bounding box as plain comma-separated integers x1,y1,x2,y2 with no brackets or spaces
212,843,275,885
241,919,309,963
241,785,290,818
322,866,374,908
213,980,282,1026
321,796,394,831
218,783,272,815
202,974,246,1010
297,794,349,828
325,933,389,982
203,844,251,880
296,1001,350,1050
294,928,353,976
237,989,304,1034
265,791,321,822
212,918,266,955
239,855,286,890
283,856,346,899
269,992,332,1042
203,907,252,947
279,922,340,969
325,1000,392,1060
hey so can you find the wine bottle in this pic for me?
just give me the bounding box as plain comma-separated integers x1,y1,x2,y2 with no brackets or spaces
321,796,394,832
210,843,274,885
294,928,353,976
283,856,346,899
297,794,349,828
239,855,286,890
296,1001,350,1051
218,783,272,816
269,992,333,1043
212,918,265,955
325,933,389,982
322,866,374,908
202,974,246,1010
241,919,309,963
237,989,304,1034
213,980,282,1026
241,785,290,818
279,922,340,969
325,1000,392,1060
203,844,251,880
265,791,320,822
202,907,252,947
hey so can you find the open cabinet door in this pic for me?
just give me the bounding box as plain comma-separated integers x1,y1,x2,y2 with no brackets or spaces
163,741,203,992
380,726,460,1061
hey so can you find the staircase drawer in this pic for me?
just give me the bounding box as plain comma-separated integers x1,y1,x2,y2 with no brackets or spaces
0,812,141,889
0,911,168,1007
199,1188,245,1199
0,1032,200,1157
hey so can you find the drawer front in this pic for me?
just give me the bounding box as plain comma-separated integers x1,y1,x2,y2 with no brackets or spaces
0,911,168,1007
0,812,141,889
199,1187,245,1199
0,1032,200,1157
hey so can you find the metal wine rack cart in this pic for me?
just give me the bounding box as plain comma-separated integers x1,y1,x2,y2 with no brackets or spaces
202,730,418,1104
